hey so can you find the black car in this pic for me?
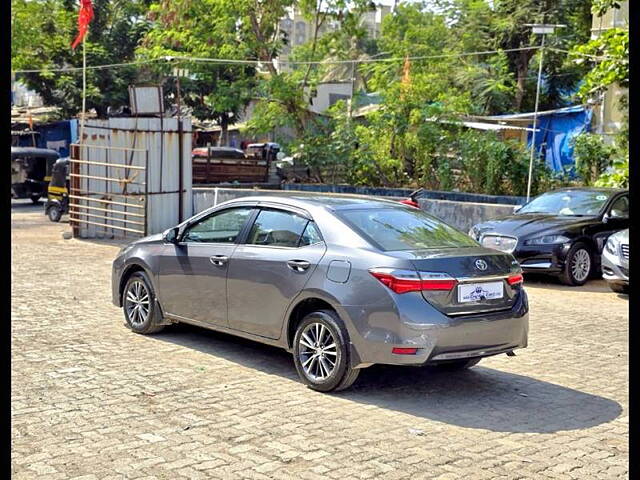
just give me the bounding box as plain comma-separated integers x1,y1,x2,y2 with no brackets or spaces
468,187,629,285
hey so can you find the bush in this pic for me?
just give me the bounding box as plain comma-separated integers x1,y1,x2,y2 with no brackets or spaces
572,133,614,185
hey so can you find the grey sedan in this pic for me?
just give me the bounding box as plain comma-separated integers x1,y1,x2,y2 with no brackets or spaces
112,196,529,392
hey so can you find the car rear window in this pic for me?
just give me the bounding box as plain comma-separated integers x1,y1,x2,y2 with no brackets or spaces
338,207,478,251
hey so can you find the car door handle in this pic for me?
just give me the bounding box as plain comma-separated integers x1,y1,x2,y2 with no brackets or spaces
209,255,229,266
287,260,310,272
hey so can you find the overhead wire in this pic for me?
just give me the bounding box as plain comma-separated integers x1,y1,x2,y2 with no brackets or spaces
10,45,590,74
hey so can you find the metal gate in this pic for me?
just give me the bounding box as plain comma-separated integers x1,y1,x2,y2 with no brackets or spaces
69,143,149,239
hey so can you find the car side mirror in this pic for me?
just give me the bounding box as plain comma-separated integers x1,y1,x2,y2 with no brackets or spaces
513,205,522,214
602,212,610,223
164,227,180,244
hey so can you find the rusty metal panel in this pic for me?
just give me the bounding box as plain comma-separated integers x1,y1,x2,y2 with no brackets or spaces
72,117,191,238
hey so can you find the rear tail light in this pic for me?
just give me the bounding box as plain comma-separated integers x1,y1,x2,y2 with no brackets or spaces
507,273,524,286
369,268,457,294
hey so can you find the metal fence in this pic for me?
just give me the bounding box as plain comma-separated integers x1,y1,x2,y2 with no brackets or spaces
69,143,148,239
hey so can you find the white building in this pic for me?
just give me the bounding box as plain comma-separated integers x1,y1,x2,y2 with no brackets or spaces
276,5,390,71
589,1,628,138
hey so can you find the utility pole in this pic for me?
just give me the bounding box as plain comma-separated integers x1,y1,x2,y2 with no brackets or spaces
173,67,186,223
523,23,565,202
348,60,356,121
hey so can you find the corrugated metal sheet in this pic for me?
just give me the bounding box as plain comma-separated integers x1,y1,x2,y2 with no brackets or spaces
129,86,164,115
74,117,192,239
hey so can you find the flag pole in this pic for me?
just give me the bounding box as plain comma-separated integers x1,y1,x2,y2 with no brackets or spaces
80,35,87,144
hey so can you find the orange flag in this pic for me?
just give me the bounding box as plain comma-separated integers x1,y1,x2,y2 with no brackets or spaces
71,0,94,49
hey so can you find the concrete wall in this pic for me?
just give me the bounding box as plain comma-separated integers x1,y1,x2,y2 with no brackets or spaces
417,198,514,233
192,187,515,232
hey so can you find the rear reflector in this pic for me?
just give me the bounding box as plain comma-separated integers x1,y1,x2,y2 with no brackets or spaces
392,347,418,355
507,273,524,285
369,268,457,294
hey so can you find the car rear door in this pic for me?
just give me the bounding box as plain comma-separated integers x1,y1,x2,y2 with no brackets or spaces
157,205,255,326
226,206,326,339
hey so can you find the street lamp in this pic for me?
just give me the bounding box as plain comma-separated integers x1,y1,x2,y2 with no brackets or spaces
523,23,565,202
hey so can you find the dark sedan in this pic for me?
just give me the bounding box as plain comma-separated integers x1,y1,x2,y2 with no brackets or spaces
469,188,629,285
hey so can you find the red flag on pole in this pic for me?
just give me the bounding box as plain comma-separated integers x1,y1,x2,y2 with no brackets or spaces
71,0,94,50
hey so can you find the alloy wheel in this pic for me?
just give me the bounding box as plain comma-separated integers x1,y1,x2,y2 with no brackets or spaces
571,248,591,282
298,322,338,381
125,280,150,327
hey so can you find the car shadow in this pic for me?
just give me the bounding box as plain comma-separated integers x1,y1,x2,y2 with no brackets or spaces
523,273,615,294
154,323,622,434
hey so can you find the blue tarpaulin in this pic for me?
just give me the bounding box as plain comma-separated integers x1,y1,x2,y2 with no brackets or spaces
526,105,592,174
487,105,592,175
18,120,78,157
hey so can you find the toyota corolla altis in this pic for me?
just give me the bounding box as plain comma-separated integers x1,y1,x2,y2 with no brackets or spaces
112,196,529,392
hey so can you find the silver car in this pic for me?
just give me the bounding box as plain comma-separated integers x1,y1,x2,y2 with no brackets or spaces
602,229,629,294
112,196,529,392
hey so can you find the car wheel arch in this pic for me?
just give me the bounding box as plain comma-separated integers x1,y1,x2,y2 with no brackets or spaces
119,261,156,306
283,292,348,350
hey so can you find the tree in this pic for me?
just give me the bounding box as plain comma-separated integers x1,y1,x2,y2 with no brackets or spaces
571,1,629,188
446,0,592,112
137,0,257,145
12,0,154,118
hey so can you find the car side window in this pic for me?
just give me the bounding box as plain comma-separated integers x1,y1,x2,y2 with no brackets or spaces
182,207,253,243
299,221,322,246
609,195,629,218
246,209,310,247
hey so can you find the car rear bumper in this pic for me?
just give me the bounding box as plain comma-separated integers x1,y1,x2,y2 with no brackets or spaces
344,290,529,368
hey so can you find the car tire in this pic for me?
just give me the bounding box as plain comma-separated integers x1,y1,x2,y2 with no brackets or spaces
292,310,360,392
560,242,592,286
122,271,165,335
47,205,62,222
435,357,481,371
609,283,628,294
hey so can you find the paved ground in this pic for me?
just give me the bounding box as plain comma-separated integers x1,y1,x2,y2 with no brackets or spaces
11,201,628,479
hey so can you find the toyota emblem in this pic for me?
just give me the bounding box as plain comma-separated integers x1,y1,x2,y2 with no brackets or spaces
475,259,488,271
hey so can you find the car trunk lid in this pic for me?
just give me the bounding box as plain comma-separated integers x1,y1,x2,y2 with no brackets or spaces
391,246,523,316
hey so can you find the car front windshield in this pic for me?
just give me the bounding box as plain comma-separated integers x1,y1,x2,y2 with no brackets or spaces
518,190,612,216
338,207,478,251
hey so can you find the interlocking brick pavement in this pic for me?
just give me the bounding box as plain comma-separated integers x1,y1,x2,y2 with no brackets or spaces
11,203,628,479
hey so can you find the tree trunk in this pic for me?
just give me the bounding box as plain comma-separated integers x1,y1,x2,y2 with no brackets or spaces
513,50,535,111
219,114,229,146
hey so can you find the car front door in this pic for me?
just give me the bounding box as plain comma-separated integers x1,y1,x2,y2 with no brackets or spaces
157,206,255,326
592,194,629,252
226,207,326,339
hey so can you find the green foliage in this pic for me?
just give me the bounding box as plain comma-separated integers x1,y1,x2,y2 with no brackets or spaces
572,133,614,185
137,0,257,143
571,28,628,100
12,0,153,117
12,0,624,197
594,156,628,188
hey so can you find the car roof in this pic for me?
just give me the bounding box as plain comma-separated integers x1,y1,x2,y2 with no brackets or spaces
221,194,404,212
11,147,60,159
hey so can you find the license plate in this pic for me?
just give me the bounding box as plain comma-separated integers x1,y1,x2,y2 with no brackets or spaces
458,281,503,303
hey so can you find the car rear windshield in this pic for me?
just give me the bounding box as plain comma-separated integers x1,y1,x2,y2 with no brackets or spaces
518,190,613,216
338,207,478,251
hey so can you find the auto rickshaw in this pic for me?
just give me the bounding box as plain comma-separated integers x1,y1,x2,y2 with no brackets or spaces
11,147,59,203
44,157,70,222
